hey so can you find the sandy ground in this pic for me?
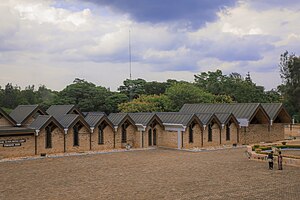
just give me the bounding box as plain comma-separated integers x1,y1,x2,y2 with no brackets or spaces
0,148,299,200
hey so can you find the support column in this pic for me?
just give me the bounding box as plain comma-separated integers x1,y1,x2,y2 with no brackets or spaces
90,127,94,151
140,131,143,148
114,126,118,149
64,128,68,152
35,130,39,155
177,129,181,149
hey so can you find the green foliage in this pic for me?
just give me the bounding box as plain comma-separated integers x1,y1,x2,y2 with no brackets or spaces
53,78,110,112
104,93,128,114
118,78,146,100
278,51,300,122
165,83,215,111
118,95,170,113
194,70,280,103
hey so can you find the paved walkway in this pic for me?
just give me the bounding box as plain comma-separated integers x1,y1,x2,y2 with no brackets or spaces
0,148,299,200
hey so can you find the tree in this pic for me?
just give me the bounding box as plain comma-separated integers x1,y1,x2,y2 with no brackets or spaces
104,93,128,114
36,85,57,109
118,79,147,100
194,70,280,103
165,83,215,111
194,69,226,95
144,81,168,95
53,79,110,112
2,83,21,109
118,95,170,113
279,51,300,121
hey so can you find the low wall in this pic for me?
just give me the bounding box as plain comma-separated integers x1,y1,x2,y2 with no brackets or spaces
246,146,300,168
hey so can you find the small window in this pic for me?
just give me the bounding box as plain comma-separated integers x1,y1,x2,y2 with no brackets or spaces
148,129,152,146
45,126,52,148
121,123,127,143
226,124,230,141
73,125,79,146
208,123,212,142
98,126,104,145
189,125,193,143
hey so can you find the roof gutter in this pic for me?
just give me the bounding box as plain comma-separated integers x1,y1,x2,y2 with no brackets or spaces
135,123,146,131
163,123,186,131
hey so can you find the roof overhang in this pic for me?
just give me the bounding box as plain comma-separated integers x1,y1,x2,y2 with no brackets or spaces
163,123,186,131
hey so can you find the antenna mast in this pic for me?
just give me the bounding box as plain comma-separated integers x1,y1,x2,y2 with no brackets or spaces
129,29,132,80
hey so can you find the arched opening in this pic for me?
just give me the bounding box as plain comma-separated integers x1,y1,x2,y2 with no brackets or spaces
148,129,152,146
73,122,83,146
98,122,107,145
153,129,157,146
208,122,214,142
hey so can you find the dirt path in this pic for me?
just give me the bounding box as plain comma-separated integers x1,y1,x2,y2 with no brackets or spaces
0,148,299,200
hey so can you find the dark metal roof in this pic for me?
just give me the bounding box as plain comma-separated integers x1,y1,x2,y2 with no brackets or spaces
46,105,84,120
59,114,79,128
261,103,283,120
156,112,195,126
128,113,156,126
9,105,46,125
195,113,214,125
85,112,113,128
108,113,127,126
28,115,64,131
28,115,52,130
108,113,137,127
180,103,261,120
214,113,232,124
0,107,16,126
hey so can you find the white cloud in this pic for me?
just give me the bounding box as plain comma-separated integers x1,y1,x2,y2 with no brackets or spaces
0,0,299,91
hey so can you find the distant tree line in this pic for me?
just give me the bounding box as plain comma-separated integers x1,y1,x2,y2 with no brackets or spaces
0,52,299,121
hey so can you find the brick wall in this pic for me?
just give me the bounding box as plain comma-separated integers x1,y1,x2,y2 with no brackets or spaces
114,124,136,149
269,123,285,141
0,116,13,126
91,126,115,151
127,125,138,148
158,129,178,149
0,135,35,158
23,116,36,126
284,124,300,138
239,124,269,144
203,123,221,147
65,126,90,152
220,123,238,145
182,124,202,149
36,128,65,155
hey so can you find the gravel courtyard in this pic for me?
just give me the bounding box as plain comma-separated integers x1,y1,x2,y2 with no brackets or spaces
1,148,299,200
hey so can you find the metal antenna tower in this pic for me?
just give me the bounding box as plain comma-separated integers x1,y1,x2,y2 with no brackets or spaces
129,29,132,80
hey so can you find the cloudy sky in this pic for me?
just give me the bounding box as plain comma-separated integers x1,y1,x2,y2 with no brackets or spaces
1,0,300,91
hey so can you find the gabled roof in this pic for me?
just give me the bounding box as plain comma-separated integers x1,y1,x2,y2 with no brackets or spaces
55,114,90,131
195,113,216,125
46,105,84,120
261,103,292,123
156,112,198,126
85,112,113,129
0,107,16,126
9,105,46,125
180,103,262,120
214,113,239,126
28,115,64,131
108,113,136,127
128,113,163,127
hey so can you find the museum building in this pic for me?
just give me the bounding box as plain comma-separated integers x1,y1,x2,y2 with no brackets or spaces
0,103,292,158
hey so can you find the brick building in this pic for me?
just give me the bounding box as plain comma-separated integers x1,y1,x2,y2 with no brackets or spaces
0,103,292,158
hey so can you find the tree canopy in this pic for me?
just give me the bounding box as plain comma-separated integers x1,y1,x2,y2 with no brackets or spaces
278,51,300,121
0,63,292,115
